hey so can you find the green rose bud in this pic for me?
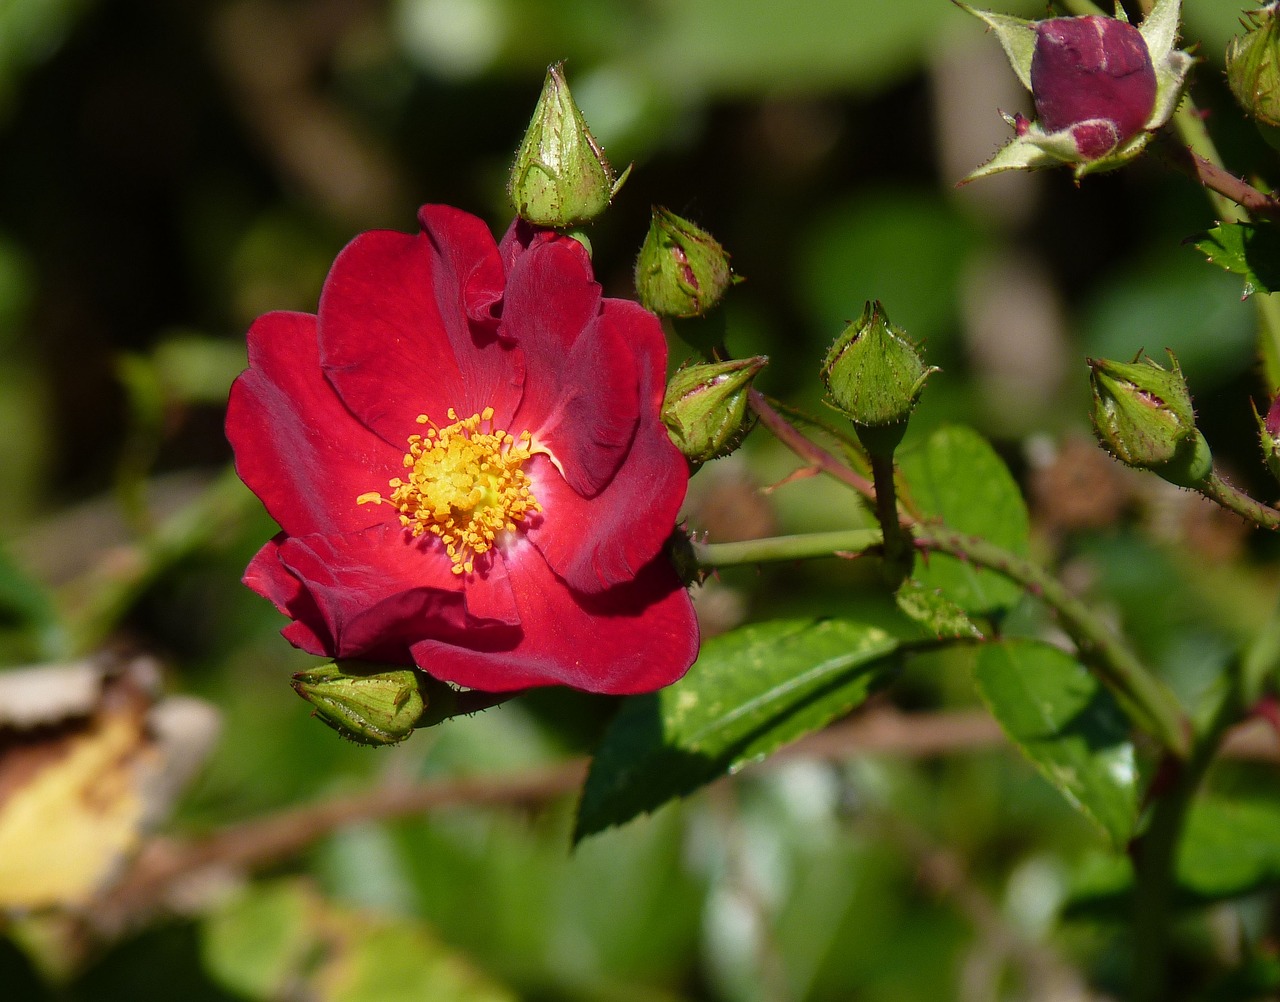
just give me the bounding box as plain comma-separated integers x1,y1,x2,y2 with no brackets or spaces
635,207,735,320
1228,4,1280,147
1088,352,1212,486
291,663,434,746
508,62,629,228
821,301,936,455
661,356,767,467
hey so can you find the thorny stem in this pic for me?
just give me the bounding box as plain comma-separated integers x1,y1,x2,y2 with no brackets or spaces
748,391,875,497
747,395,1191,756
1131,690,1237,1001
912,524,1191,759
731,393,1194,757
1157,142,1280,222
1197,471,1280,531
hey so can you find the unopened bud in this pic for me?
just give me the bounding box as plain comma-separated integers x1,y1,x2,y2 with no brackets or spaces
822,301,936,454
291,663,430,746
1031,16,1157,161
662,356,767,466
635,208,734,319
956,2,1192,180
1088,352,1211,486
1228,3,1280,146
508,63,628,228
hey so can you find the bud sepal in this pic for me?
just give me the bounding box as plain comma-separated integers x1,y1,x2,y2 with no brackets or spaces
1228,3,1280,148
955,0,1193,181
1255,395,1280,484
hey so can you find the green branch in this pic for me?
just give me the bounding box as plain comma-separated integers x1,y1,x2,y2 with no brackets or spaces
1197,472,1280,531
913,524,1191,759
693,529,882,568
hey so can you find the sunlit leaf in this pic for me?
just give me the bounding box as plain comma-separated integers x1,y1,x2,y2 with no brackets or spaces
895,579,983,639
1191,222,1280,299
975,640,1138,848
898,425,1030,615
576,618,901,840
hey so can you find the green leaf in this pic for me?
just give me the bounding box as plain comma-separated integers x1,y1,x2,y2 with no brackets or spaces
202,879,515,1002
895,579,982,639
575,619,901,841
974,640,1139,848
1070,788,1280,912
1191,222,1280,298
1177,791,1280,901
202,880,317,999
897,425,1030,615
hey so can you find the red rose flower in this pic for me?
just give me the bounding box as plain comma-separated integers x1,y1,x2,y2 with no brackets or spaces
227,205,699,694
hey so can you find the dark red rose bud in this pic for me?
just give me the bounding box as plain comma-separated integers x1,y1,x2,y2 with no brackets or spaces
1031,16,1157,159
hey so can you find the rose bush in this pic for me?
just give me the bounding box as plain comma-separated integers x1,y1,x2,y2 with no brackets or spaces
227,205,699,694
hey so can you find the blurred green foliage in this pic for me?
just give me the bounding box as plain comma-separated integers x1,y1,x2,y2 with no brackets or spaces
3,0,1280,1000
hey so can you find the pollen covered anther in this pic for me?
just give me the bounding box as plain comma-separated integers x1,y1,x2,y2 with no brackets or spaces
359,407,542,574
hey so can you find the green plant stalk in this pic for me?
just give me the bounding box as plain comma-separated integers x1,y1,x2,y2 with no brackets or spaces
1059,0,1105,16
1169,108,1248,224
1197,471,1280,530
765,397,870,475
693,529,883,568
914,525,1191,759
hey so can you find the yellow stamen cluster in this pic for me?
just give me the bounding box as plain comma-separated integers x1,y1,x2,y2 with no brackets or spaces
357,407,541,575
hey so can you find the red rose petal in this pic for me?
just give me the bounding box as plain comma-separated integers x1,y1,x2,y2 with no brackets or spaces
409,547,699,694
523,299,687,593
274,524,520,661
232,206,699,696
318,217,523,443
228,311,398,538
244,535,330,655
503,237,640,497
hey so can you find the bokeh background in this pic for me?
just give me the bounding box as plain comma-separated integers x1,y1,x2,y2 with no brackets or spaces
3,1,1280,999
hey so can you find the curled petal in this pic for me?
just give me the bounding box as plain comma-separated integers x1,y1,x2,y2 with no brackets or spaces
410,548,699,694
318,217,523,439
505,237,640,496
267,524,519,662
525,300,687,593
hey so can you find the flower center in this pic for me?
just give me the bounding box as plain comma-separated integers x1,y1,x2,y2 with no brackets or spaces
357,407,542,575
